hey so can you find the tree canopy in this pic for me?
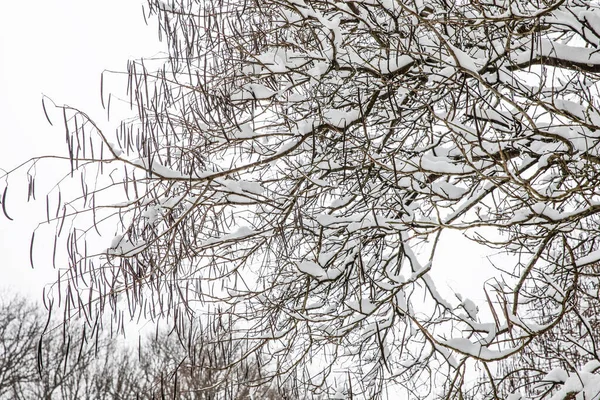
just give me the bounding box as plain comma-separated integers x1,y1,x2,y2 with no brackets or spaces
3,0,600,398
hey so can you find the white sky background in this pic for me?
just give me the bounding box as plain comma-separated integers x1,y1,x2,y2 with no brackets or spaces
0,1,498,316
0,4,510,398
0,0,162,300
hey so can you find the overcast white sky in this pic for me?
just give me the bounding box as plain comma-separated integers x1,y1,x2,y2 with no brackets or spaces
0,0,162,299
0,1,496,311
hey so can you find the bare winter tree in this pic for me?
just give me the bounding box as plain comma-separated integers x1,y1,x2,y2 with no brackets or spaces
3,0,600,398
0,295,296,399
115,327,302,399
0,296,41,399
0,294,118,400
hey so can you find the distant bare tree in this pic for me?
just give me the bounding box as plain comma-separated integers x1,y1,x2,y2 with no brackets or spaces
0,296,41,399
0,295,116,399
0,295,300,399
116,327,304,400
